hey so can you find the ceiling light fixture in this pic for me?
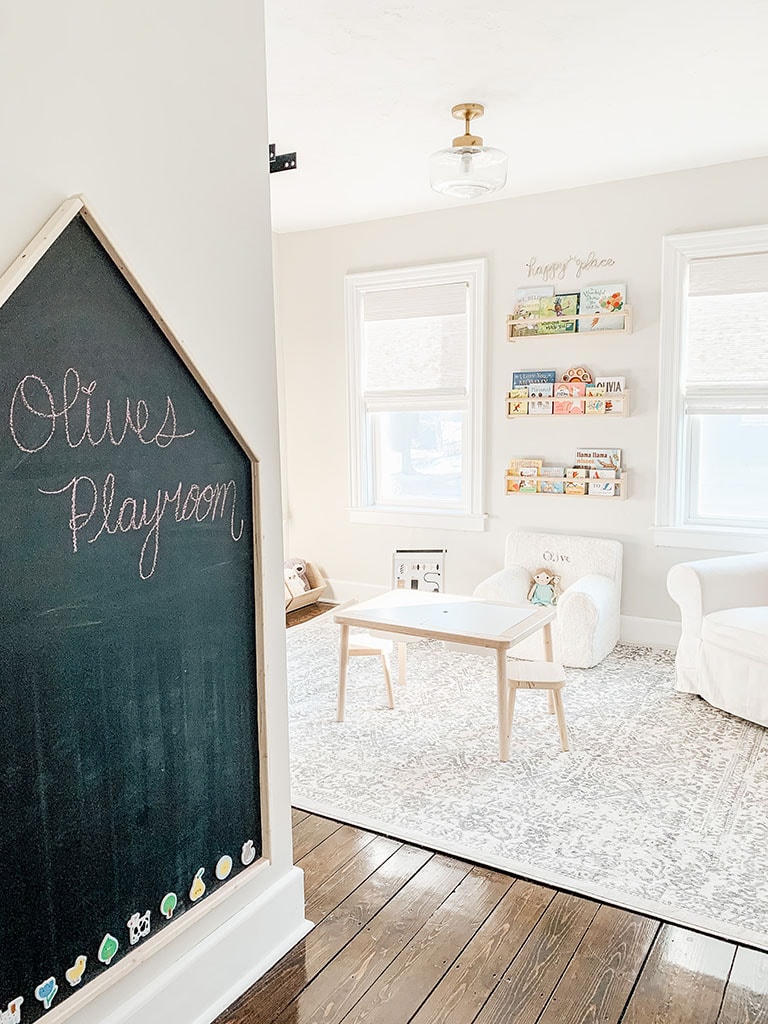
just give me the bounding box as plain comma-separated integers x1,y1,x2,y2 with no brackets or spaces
429,102,508,200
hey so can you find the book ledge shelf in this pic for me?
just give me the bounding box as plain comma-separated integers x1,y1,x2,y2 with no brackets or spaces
506,306,633,341
505,471,628,500
506,390,631,417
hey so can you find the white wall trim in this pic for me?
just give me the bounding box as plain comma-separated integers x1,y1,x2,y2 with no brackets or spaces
60,868,310,1024
620,614,679,650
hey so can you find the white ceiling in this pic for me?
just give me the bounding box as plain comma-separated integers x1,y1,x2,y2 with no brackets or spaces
264,0,768,234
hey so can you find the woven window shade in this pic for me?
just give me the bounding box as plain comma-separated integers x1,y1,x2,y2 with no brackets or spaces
362,283,469,392
685,252,768,385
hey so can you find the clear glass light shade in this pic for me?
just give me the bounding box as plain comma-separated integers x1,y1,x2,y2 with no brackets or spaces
429,145,508,199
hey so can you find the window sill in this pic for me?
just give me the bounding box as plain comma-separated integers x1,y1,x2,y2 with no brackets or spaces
653,525,768,553
349,508,487,532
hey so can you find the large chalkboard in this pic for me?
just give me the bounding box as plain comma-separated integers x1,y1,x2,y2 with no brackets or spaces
0,201,262,1022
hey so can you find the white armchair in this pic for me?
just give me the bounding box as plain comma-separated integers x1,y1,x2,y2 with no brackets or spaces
473,530,623,668
666,552,768,726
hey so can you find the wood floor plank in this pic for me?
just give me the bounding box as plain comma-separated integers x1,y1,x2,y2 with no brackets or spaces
718,946,768,1023
214,843,433,1024
306,835,401,924
272,854,473,1024
472,890,600,1024
298,823,377,896
622,923,734,1024
339,866,514,1024
292,813,342,861
411,879,557,1024
535,904,659,1024
292,807,311,826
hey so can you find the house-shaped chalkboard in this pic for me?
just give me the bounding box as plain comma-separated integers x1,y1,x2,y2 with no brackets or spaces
0,198,264,1023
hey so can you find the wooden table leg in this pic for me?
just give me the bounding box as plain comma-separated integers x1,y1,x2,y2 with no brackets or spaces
542,621,554,662
496,646,510,762
336,623,350,722
543,621,555,715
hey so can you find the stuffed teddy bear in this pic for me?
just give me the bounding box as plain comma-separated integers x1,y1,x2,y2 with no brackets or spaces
527,568,561,606
284,558,311,596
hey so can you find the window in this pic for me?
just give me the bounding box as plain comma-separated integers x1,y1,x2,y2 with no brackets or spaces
345,259,486,530
656,225,768,551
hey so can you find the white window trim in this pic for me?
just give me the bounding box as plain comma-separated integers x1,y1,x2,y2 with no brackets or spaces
345,259,487,532
655,223,768,552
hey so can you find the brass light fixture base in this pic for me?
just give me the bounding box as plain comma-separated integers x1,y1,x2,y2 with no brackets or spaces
450,102,485,148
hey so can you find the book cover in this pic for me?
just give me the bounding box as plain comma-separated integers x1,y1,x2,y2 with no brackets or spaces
585,386,606,414
538,478,565,493
590,468,617,479
565,467,588,480
564,479,586,495
508,388,528,415
537,293,580,335
519,477,538,493
512,369,557,387
574,448,622,471
579,283,627,331
593,374,626,413
528,382,554,415
553,381,586,415
588,480,616,497
509,458,544,472
539,466,566,477
511,286,553,337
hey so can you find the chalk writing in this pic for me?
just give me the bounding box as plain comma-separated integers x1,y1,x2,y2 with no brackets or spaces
525,251,615,282
9,368,194,453
40,473,245,580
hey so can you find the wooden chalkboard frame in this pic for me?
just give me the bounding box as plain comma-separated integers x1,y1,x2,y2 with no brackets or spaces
0,196,271,1018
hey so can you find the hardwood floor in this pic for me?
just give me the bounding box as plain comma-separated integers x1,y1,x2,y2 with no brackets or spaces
215,810,768,1024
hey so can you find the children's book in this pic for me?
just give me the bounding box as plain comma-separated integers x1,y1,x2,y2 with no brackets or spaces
593,374,626,413
565,467,588,480
508,388,528,415
538,478,565,493
564,479,586,495
512,369,557,387
519,477,538,493
509,458,544,473
511,286,553,337
539,466,566,477
574,448,622,471
579,283,627,331
553,380,586,415
537,293,580,335
588,480,616,497
590,468,617,479
585,386,606,414
528,383,554,414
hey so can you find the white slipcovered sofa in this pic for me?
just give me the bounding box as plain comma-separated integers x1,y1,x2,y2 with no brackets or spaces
666,552,768,726
472,530,623,668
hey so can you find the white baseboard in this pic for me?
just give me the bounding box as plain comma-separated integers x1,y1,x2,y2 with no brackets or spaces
327,578,680,651
620,614,679,650
59,867,310,1024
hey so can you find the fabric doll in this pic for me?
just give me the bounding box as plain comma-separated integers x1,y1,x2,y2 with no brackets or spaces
527,568,561,606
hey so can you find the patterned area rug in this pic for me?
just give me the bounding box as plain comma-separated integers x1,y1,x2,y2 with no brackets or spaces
287,618,768,948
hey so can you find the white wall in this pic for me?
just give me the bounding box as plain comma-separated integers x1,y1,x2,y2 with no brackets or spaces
0,4,306,1023
275,157,768,640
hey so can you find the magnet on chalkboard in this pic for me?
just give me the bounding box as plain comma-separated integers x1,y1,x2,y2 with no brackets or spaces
98,933,119,966
160,892,178,920
34,977,58,1010
65,954,87,986
215,854,233,880
0,997,23,1024
189,867,206,902
241,839,256,866
127,910,151,945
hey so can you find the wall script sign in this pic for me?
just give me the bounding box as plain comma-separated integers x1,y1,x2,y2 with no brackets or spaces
526,251,616,282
